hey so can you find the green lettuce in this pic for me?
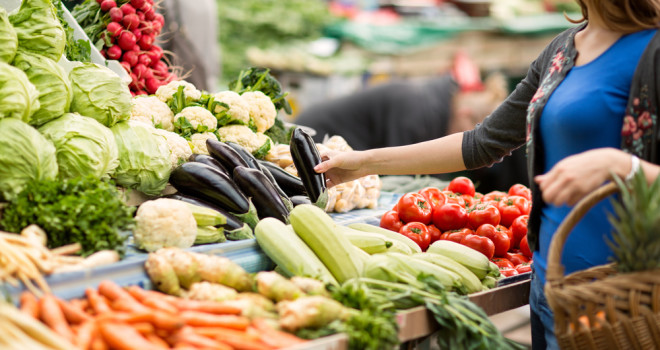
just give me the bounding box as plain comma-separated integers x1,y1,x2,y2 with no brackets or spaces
9,0,66,62
13,50,72,126
0,8,17,63
111,121,172,196
0,118,58,201
39,113,119,180
0,61,40,123
69,63,132,127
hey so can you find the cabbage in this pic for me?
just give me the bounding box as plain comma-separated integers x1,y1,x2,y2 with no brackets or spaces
13,50,72,126
0,61,40,123
0,8,17,63
0,118,58,201
69,63,132,127
39,113,119,180
9,0,65,62
111,121,172,196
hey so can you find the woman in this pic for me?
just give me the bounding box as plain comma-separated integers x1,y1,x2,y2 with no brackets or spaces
313,1,660,348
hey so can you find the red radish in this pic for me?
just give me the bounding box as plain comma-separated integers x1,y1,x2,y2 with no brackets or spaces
146,45,163,63
137,11,145,22
120,3,135,16
100,49,106,57
106,45,122,60
138,35,154,50
151,20,162,35
143,7,155,21
132,28,142,43
138,53,152,67
122,13,140,30
109,7,123,22
122,50,139,67
131,44,140,52
152,61,168,78
135,90,148,96
130,0,145,9
120,61,131,72
142,66,154,80
141,23,153,35
96,0,103,4
100,0,116,12
107,22,123,37
133,63,148,79
154,13,164,25
117,31,136,51
145,77,160,94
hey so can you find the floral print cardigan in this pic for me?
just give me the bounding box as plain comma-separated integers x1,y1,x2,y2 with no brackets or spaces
462,23,660,252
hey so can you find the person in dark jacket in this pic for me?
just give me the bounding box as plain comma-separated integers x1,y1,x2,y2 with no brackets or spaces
313,1,660,348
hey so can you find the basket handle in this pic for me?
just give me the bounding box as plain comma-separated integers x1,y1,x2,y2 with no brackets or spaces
546,181,619,285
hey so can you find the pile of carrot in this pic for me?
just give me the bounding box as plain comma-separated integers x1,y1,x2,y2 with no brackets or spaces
18,280,308,350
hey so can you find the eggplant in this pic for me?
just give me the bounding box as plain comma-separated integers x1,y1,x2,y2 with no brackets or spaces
206,138,249,173
225,141,261,170
169,162,259,228
188,154,229,175
233,166,290,223
289,127,328,208
290,195,312,207
257,160,307,197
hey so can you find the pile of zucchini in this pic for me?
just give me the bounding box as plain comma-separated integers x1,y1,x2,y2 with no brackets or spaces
168,128,327,237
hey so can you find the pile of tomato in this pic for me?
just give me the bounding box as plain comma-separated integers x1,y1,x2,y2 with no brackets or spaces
380,176,533,277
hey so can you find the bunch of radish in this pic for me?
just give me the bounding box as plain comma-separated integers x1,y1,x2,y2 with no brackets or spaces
74,0,177,95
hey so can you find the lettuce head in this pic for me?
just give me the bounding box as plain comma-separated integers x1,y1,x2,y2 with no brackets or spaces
9,0,65,62
0,8,17,63
39,113,119,180
0,61,40,123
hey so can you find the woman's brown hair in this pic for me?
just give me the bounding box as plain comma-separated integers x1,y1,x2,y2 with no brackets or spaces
567,0,660,32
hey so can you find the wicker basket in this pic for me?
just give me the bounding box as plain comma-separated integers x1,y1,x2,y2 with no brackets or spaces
545,182,660,350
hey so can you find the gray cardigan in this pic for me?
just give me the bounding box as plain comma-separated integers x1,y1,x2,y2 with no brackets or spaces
462,24,660,252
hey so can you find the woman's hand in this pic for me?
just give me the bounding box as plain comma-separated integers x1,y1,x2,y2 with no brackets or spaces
314,150,369,188
534,148,629,206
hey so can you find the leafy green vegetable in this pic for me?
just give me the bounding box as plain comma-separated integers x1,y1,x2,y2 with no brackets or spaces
0,8,17,64
264,112,293,144
0,176,134,257
0,61,40,123
53,0,91,62
228,67,292,114
0,118,58,201
9,0,66,62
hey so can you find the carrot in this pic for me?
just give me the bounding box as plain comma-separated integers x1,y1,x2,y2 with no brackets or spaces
127,285,177,303
171,327,233,350
132,321,156,335
180,311,249,330
90,334,109,350
97,280,134,302
195,327,272,350
98,321,163,350
19,291,40,319
39,293,75,343
152,310,185,331
74,320,97,350
143,296,179,314
86,288,112,314
109,297,151,313
251,318,307,348
56,296,92,324
174,299,243,315
145,333,171,349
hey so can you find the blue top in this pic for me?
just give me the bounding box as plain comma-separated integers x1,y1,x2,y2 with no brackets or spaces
534,29,657,284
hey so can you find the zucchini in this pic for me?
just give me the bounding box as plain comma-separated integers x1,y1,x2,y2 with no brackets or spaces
255,218,338,286
233,166,290,223
427,240,499,280
347,223,422,254
339,226,393,254
257,160,307,197
195,226,226,245
206,138,249,174
289,204,363,283
169,162,259,228
412,253,483,293
289,128,327,209
183,202,227,227
189,154,229,175
165,193,252,235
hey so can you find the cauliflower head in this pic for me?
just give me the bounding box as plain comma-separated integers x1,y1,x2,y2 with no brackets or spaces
130,96,175,131
190,132,218,155
241,91,276,133
152,128,193,168
155,80,202,103
175,106,217,133
215,124,272,158
134,198,197,252
212,91,250,126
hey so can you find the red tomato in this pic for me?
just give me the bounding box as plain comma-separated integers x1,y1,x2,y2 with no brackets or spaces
492,257,515,269
439,228,473,244
509,215,529,248
496,224,513,242
380,210,404,232
427,224,442,244
432,202,468,231
499,267,519,278
399,222,431,251
475,224,510,257
515,263,532,274
460,233,495,259
497,195,531,227
467,204,501,229
505,252,530,266
442,191,467,207
508,184,532,201
397,193,433,224
448,176,476,197
520,235,532,259
481,190,507,204
418,187,447,211
461,194,477,208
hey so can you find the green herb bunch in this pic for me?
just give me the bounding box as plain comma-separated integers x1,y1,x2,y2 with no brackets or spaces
1,175,134,256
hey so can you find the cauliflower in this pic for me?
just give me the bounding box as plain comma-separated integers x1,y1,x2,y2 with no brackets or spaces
151,128,193,168
215,124,272,158
130,96,175,131
155,80,202,103
190,132,218,155
212,91,250,126
133,198,197,252
241,91,277,133
174,106,217,133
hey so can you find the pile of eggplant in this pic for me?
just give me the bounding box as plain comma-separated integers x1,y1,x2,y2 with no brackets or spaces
168,128,328,239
